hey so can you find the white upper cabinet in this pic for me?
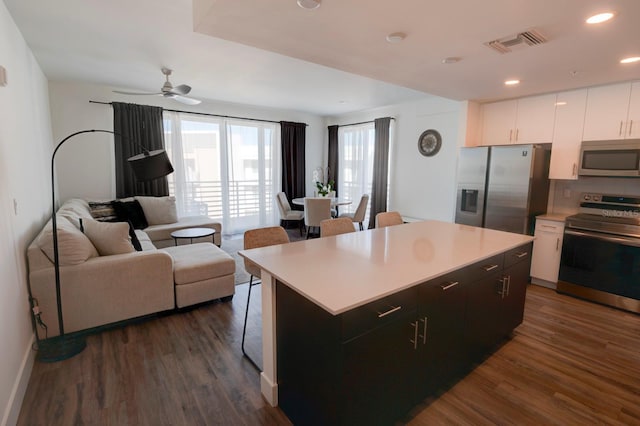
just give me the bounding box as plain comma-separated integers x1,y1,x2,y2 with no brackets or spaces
582,82,640,140
481,94,557,146
481,100,517,145
549,89,588,180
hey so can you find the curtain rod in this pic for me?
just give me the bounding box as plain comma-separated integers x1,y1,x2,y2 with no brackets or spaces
89,100,303,126
337,117,395,128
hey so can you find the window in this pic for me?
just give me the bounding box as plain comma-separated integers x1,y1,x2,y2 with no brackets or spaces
338,123,375,224
164,111,281,235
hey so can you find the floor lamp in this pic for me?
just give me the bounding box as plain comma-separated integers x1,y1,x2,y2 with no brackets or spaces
36,129,174,362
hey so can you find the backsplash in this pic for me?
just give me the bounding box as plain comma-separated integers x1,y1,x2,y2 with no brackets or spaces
549,177,640,215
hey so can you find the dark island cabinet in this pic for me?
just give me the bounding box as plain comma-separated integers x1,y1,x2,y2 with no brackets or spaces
466,244,532,356
276,243,532,426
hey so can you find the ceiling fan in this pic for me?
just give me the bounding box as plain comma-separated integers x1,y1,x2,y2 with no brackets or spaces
113,68,201,105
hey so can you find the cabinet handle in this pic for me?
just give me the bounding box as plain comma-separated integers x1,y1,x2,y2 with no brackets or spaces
482,264,499,272
498,277,507,299
556,237,560,251
515,128,519,141
515,251,528,258
419,317,428,345
573,163,577,177
506,276,511,297
440,281,459,291
410,321,419,350
620,121,624,136
377,305,402,318
509,129,513,142
541,224,556,229
630,120,634,136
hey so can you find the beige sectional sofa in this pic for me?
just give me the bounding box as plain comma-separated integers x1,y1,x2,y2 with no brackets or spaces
27,197,234,339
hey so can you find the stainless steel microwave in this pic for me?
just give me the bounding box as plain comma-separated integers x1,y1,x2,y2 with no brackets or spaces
578,140,640,177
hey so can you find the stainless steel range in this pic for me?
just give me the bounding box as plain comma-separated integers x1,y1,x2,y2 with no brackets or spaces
558,193,640,313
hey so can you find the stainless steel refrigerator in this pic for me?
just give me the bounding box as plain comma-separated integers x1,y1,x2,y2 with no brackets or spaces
454,144,551,235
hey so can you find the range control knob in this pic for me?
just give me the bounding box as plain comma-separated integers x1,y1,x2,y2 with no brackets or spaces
592,195,601,202
583,194,592,201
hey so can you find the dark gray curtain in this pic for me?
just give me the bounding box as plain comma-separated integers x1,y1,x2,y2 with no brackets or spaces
368,117,392,229
327,125,339,195
281,121,306,209
113,102,168,198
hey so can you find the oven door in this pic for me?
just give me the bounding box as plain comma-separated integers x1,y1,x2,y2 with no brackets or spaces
558,229,640,313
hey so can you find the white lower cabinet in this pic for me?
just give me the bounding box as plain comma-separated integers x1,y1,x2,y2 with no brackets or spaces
530,218,565,288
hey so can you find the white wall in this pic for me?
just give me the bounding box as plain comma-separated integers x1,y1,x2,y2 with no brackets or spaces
0,3,54,425
48,81,325,203
327,96,466,222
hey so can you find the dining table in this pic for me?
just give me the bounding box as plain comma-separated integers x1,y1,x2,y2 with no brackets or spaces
292,197,352,216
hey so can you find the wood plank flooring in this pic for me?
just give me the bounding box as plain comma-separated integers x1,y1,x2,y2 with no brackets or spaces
18,284,640,425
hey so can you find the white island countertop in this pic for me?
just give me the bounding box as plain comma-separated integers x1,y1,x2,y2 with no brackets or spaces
240,220,533,316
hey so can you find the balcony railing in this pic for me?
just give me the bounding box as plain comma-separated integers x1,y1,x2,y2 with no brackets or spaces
168,180,275,219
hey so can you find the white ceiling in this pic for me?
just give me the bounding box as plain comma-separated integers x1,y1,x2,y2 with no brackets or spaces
5,0,640,116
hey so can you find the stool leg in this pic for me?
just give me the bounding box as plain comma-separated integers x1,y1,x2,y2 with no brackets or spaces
242,276,260,370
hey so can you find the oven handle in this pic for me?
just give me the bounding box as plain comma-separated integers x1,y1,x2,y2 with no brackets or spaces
565,229,640,248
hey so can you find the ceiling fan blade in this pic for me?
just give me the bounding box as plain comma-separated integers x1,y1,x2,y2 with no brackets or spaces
172,95,201,105
113,89,163,96
169,84,192,95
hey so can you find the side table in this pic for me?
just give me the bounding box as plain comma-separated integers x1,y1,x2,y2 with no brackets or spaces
171,227,216,246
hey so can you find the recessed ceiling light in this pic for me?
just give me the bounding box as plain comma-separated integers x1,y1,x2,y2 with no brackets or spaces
504,79,520,86
297,0,320,10
586,12,615,24
442,57,461,64
385,32,406,43
620,56,640,64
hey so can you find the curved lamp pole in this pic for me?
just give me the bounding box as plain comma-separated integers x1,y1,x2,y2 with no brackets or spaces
37,129,173,362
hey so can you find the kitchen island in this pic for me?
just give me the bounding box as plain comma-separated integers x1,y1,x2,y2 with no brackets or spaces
240,220,533,425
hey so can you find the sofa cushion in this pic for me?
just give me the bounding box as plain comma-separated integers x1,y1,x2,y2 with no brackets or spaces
37,215,98,265
161,243,235,284
58,198,93,228
136,196,178,226
83,219,135,256
143,216,220,243
113,199,148,229
134,230,156,251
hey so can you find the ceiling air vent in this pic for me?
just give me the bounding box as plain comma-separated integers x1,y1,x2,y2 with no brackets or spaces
485,29,547,54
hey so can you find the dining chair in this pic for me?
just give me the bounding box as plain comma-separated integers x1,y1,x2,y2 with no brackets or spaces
276,192,304,236
339,194,369,230
375,211,404,228
320,217,356,237
304,197,332,238
242,226,290,370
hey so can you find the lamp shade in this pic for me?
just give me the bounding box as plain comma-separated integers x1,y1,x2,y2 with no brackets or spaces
127,149,174,181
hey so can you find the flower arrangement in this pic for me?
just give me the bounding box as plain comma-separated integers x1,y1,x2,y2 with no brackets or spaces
315,180,334,197
313,166,334,197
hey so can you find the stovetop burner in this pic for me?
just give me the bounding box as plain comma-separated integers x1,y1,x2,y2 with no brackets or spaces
565,192,640,238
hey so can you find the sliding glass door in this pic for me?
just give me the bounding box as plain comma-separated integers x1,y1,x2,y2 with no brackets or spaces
338,123,375,224
164,111,281,235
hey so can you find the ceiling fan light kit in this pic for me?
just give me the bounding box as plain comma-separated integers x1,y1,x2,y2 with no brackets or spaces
113,68,201,105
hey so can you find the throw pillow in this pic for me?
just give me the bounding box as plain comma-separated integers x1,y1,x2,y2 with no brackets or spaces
88,200,118,222
37,216,99,265
112,199,148,229
136,196,178,226
83,219,135,256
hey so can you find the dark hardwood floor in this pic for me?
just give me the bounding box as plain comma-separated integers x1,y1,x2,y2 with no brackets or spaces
18,284,640,425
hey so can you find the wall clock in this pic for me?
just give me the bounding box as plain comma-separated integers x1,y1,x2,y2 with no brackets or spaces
417,129,442,157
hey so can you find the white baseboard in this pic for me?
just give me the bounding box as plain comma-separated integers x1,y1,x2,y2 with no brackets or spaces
2,335,35,426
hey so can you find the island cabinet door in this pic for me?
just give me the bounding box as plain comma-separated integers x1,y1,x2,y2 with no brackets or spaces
464,261,505,356
500,244,533,334
340,306,419,426
415,270,469,396
276,281,419,426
